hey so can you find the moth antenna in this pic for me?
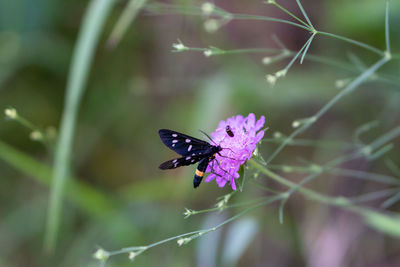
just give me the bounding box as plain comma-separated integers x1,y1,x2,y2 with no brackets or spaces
199,129,217,145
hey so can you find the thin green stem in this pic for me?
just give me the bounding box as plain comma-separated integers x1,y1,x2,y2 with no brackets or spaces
385,0,391,54
349,188,400,204
263,124,400,211
105,195,284,259
268,164,400,185
266,56,389,164
296,0,314,30
300,32,316,64
381,192,400,208
263,137,360,149
268,1,311,29
107,0,147,48
186,196,275,217
368,126,400,151
282,35,313,74
317,31,384,56
248,159,349,206
231,14,312,31
272,34,287,49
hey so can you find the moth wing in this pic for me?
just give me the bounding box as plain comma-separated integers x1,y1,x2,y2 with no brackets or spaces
158,155,204,170
158,129,211,156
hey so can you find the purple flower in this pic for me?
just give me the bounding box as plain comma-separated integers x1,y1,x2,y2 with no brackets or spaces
205,113,265,190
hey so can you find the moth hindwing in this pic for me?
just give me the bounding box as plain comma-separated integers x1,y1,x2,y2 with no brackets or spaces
158,129,223,188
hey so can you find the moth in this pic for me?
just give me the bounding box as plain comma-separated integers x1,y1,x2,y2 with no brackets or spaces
158,129,222,188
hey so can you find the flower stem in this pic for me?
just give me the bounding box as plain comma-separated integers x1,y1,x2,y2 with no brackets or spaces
317,31,384,56
267,1,311,30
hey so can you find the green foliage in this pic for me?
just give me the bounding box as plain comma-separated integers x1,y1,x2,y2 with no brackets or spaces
0,0,400,266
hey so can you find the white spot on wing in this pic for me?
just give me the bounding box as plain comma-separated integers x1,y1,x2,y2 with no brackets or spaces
186,156,191,160
185,139,191,143
172,140,178,143
191,159,195,163
172,144,175,147
172,134,178,137
173,159,177,163
188,145,192,151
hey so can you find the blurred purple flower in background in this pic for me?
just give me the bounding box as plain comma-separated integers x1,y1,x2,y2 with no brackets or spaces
205,113,265,190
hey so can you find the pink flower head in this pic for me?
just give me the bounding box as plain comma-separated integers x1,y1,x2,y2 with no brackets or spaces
205,113,265,190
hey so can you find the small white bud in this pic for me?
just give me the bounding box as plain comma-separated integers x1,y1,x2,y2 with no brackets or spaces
384,50,392,60
266,74,277,86
93,248,109,261
335,79,347,88
203,19,220,33
273,131,282,139
310,164,322,172
177,237,191,246
4,108,17,119
204,49,213,57
215,199,225,210
201,2,215,16
282,166,292,173
267,0,276,4
30,130,43,141
262,57,272,65
292,120,300,128
183,208,193,218
362,146,372,156
275,69,287,78
129,252,138,261
172,41,187,51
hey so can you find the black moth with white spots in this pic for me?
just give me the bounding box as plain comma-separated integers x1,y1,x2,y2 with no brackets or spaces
158,129,222,188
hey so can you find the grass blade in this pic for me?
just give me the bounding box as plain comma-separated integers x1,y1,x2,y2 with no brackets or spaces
107,0,147,49
44,0,115,253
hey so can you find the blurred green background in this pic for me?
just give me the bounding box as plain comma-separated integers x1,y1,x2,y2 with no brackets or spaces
1,0,400,266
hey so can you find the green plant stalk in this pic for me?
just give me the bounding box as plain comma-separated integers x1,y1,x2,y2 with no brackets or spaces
282,35,314,73
0,140,117,218
103,154,400,262
385,0,391,54
270,124,400,205
107,0,147,48
231,14,311,31
249,159,353,206
382,192,400,208
44,0,115,253
268,164,400,185
268,1,310,29
266,56,390,164
103,195,284,259
262,137,360,149
150,2,389,57
317,31,384,56
300,32,316,64
295,0,314,29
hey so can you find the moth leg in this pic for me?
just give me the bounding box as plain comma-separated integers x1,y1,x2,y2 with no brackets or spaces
217,151,242,162
210,157,232,183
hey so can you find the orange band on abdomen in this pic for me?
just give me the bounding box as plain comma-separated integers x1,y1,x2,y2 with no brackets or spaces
195,169,204,177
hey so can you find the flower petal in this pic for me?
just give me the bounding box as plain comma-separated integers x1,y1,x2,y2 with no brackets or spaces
255,116,265,131
255,130,265,143
230,178,237,190
205,173,216,183
246,113,255,127
216,176,227,187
